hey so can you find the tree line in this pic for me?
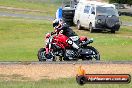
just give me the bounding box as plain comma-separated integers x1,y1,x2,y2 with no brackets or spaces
109,0,132,5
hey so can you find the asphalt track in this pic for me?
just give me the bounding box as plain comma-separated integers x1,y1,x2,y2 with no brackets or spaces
0,61,132,65
0,12,54,21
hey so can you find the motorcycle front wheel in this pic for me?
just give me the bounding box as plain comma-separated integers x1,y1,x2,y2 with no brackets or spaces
37,48,46,61
37,48,56,62
82,46,100,61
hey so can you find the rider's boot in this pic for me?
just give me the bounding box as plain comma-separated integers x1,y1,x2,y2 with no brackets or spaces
72,42,82,53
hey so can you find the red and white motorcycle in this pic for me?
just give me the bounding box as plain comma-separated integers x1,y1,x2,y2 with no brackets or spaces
37,32,100,61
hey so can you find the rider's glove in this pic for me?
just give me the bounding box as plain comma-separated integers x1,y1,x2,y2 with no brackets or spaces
51,32,56,35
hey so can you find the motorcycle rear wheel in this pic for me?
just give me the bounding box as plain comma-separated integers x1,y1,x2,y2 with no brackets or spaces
83,46,100,60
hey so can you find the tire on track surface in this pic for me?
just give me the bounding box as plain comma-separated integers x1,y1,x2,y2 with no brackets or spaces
84,46,100,61
37,48,46,61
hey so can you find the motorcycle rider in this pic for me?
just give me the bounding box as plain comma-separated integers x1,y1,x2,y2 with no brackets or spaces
45,19,81,60
52,19,80,50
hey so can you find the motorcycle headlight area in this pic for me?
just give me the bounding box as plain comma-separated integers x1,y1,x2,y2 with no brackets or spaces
67,39,73,45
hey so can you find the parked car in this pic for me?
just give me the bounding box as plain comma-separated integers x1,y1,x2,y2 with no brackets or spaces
113,3,125,9
74,1,121,33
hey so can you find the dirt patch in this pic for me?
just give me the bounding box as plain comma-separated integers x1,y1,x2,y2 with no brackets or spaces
0,64,132,81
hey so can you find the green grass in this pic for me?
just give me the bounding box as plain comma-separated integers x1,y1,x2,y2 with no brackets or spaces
0,78,131,88
0,0,60,10
0,17,52,61
120,16,132,22
0,17,132,61
0,0,61,16
72,26,132,61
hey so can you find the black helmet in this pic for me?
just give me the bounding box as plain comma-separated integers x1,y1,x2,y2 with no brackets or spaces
53,19,59,28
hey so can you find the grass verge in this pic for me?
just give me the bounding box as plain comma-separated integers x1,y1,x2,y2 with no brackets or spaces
0,17,132,61
120,16,132,22
0,78,132,88
0,0,61,16
0,17,52,61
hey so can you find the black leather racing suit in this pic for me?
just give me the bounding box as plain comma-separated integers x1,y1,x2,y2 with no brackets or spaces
57,23,79,49
57,23,78,37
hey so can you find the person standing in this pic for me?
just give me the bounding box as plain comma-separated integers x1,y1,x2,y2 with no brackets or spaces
56,7,63,20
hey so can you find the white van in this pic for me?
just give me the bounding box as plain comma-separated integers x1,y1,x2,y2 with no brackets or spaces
74,0,120,33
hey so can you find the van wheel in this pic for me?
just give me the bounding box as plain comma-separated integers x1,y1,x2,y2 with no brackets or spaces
111,30,115,33
89,23,93,33
77,21,83,30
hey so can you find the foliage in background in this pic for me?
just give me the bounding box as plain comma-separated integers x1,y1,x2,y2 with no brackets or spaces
109,0,132,4
127,0,132,5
